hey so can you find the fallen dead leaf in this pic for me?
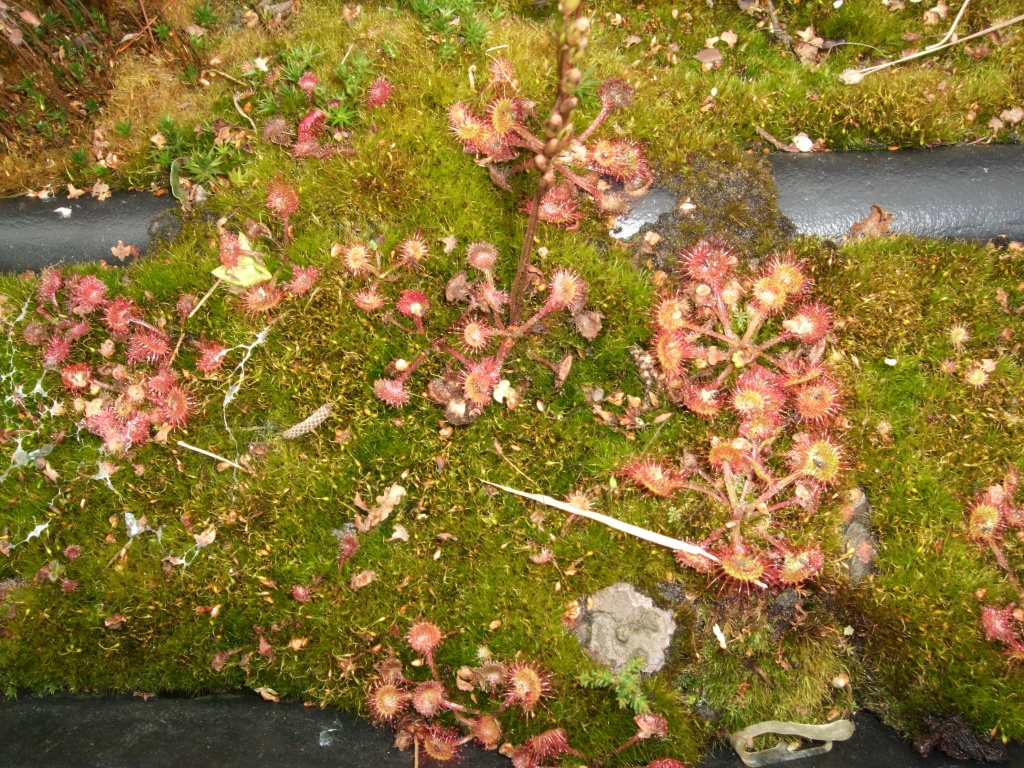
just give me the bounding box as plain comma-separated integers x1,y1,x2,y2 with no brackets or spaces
848,204,894,240
440,234,457,254
66,183,86,200
1000,107,1023,125
194,527,216,549
104,613,126,630
288,637,308,651
210,648,242,672
258,636,275,661
694,47,723,70
254,686,280,702
353,484,406,532
388,524,410,542
721,29,738,48
923,0,948,25
792,133,815,152
349,570,376,590
554,355,573,390
91,180,111,201
110,240,138,262
573,310,603,341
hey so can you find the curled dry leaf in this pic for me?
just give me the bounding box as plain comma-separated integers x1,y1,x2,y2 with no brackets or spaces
848,204,895,240
694,47,723,70
193,527,216,549
110,241,138,262
353,484,406,532
211,648,243,672
554,355,573,390
440,235,458,254
124,512,147,538
104,613,126,630
388,524,410,542
349,569,376,590
91,180,111,201
1001,107,1024,126
254,686,280,702
289,637,308,651
573,309,603,341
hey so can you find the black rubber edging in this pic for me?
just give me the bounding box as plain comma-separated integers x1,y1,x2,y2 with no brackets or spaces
2,145,1022,276
1,694,1022,768
769,144,1024,242
0,191,179,274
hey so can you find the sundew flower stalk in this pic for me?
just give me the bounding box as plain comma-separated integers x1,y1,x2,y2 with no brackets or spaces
449,38,652,232
367,0,602,424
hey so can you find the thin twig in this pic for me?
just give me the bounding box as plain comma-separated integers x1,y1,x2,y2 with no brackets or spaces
116,0,174,53
843,11,1024,82
188,278,222,319
233,90,258,133
139,0,157,47
177,440,250,472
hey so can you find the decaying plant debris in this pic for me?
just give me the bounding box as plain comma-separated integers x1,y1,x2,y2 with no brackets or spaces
1,0,1023,764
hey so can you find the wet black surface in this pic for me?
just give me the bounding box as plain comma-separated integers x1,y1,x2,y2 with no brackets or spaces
0,192,177,273
0,693,508,768
702,711,1023,768
770,145,1024,242
1,695,1020,768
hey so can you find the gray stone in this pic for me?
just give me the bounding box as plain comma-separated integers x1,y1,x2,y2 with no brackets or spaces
575,582,676,674
842,487,877,584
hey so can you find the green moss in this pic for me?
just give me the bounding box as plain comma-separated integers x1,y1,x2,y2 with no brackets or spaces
2,0,1024,762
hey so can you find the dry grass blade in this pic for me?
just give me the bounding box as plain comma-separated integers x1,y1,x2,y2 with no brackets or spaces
481,480,741,574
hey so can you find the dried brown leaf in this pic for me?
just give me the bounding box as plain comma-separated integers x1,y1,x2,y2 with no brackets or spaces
848,204,894,240
349,570,376,590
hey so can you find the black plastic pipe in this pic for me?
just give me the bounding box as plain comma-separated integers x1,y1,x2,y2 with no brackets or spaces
2,146,1023,275
0,191,177,274
769,144,1024,241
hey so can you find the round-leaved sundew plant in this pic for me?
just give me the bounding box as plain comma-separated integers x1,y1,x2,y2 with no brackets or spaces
968,470,1024,666
621,426,844,593
363,618,577,765
647,239,843,426
364,238,600,425
1,267,238,463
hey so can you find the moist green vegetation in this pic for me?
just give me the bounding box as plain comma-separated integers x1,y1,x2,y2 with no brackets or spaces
809,238,1024,736
1,0,1023,764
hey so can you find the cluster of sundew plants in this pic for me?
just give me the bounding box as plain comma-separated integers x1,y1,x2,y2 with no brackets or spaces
967,469,1024,665
366,620,685,768
350,0,607,425
344,234,600,425
448,57,652,229
940,322,1002,390
155,46,394,181
618,240,847,591
0,172,324,481
2,267,223,463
